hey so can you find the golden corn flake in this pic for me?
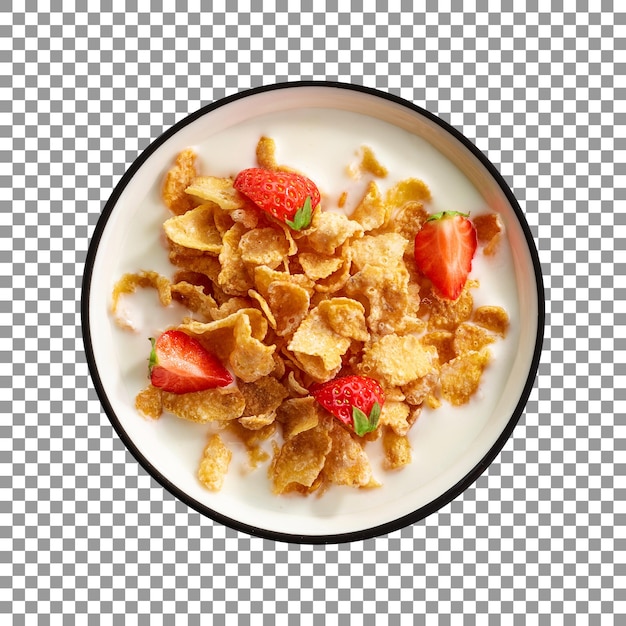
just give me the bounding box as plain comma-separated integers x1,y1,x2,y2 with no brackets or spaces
473,305,510,337
379,400,411,437
170,281,218,321
306,209,363,255
267,281,311,337
298,251,344,281
421,330,456,365
426,285,474,331
350,181,388,232
228,314,276,382
256,135,279,170
359,145,388,178
350,233,408,272
382,427,412,470
312,245,352,294
384,177,431,209
318,297,369,343
388,201,430,241
185,176,246,212
439,350,491,406
247,289,277,329
218,223,254,295
239,377,288,419
135,385,163,420
111,271,172,315
253,265,315,298
322,422,373,488
162,387,245,424
169,249,222,286
453,322,496,356
345,264,410,336
287,306,351,381
162,148,198,215
197,434,232,491
286,370,309,397
163,203,223,254
276,397,320,440
239,227,291,269
269,424,332,494
228,421,276,469
402,369,440,406
238,413,276,430
359,333,437,388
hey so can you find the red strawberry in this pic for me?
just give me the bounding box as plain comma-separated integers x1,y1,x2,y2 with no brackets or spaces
148,330,233,393
413,211,477,300
311,375,384,437
233,167,321,231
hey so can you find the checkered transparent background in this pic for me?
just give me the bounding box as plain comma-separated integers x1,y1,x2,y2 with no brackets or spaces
2,2,624,622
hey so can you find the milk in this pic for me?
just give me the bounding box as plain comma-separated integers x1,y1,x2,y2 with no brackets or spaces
99,104,524,533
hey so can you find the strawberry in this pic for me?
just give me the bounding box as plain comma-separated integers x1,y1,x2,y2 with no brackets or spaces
311,375,384,437
148,330,233,393
233,167,321,230
413,211,477,300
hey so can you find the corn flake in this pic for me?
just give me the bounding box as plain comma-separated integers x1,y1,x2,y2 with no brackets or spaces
197,434,232,491
287,306,351,381
350,181,388,232
453,322,496,356
162,148,199,215
359,333,437,388
135,385,163,420
163,203,223,254
439,350,491,406
185,176,246,212
267,281,311,337
322,422,373,488
276,397,320,440
270,423,332,494
306,209,363,255
239,226,291,269
379,400,412,437
318,297,369,343
382,427,412,470
473,305,510,337
162,387,245,423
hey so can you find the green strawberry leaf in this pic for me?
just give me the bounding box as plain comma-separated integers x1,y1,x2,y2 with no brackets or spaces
352,402,382,437
426,210,469,222
285,196,313,231
148,337,157,374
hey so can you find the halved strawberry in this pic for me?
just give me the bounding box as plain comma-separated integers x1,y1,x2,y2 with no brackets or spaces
311,375,384,437
233,167,321,231
413,211,477,300
148,330,233,394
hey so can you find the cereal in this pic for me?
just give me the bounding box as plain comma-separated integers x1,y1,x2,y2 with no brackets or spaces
473,305,510,337
350,181,388,231
185,176,246,212
275,397,320,440
239,227,291,269
439,350,491,406
162,387,245,423
162,148,198,215
135,385,163,420
358,333,437,388
163,203,223,254
115,140,512,497
382,427,412,470
288,306,351,381
197,434,232,491
269,422,332,494
322,422,373,488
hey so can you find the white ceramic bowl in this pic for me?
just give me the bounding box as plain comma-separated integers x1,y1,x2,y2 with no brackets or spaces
82,82,544,543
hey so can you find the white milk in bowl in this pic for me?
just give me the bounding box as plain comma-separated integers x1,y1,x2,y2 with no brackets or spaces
100,105,522,536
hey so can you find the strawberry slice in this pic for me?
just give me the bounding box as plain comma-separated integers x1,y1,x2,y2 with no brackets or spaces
233,167,321,231
413,210,477,300
148,330,233,394
311,375,384,437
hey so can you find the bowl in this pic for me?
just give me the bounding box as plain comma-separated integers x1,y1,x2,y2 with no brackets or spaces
82,81,544,543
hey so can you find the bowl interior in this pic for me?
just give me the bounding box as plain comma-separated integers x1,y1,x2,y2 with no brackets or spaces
84,84,542,542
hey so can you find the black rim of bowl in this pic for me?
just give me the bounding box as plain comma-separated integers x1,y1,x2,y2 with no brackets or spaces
81,80,545,545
